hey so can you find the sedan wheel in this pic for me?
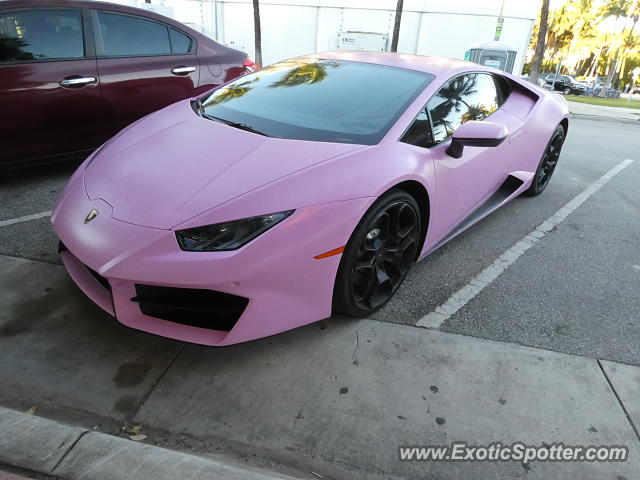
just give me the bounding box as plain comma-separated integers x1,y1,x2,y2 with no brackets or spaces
334,190,421,317
524,125,565,196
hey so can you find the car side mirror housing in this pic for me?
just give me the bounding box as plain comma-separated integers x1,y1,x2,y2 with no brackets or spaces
446,121,509,159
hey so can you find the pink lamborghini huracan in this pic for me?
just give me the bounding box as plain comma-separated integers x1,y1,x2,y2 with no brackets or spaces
52,52,569,346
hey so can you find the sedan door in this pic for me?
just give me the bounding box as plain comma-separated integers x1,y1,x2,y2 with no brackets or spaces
0,7,104,167
91,9,200,135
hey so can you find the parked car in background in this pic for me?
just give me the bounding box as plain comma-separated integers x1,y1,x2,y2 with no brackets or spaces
540,73,586,95
0,0,255,168
520,75,554,91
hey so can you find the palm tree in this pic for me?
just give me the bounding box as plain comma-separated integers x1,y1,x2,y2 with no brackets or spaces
269,61,339,88
600,0,638,95
430,76,480,137
437,75,479,110
203,79,258,106
617,18,639,86
253,0,262,68
462,104,492,123
390,0,404,53
530,0,550,82
0,37,32,61
615,3,639,87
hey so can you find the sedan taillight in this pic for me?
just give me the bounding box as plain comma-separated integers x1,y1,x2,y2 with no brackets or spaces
243,57,258,73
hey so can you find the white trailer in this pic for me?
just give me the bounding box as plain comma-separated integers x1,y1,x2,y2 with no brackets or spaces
103,0,540,75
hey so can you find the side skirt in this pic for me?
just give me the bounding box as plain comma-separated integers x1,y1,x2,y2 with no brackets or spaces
421,172,532,258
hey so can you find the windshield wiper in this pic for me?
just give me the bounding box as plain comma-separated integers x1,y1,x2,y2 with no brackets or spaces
202,114,274,137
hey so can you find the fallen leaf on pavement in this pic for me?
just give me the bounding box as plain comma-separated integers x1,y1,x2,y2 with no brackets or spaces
124,425,141,434
129,434,147,442
25,406,37,415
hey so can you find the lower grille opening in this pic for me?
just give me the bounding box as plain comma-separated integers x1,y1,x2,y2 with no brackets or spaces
132,284,248,331
87,267,111,292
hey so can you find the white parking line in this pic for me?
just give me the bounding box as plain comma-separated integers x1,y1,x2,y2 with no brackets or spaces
0,211,52,228
416,158,635,330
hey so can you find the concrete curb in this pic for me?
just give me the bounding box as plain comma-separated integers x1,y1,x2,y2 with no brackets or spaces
0,407,299,480
570,112,640,125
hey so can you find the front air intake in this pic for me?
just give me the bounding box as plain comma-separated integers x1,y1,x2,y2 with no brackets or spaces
131,285,248,331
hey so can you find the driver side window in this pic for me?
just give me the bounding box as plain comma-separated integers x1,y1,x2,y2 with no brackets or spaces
401,73,502,149
428,73,500,144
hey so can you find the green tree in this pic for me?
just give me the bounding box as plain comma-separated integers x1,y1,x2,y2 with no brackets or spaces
599,0,638,94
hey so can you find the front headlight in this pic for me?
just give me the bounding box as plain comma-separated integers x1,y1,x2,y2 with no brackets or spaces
176,210,294,251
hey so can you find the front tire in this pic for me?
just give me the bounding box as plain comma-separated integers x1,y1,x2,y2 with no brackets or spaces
333,190,421,317
524,125,565,196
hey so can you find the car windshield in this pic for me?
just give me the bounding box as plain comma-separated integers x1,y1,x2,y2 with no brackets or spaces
198,58,434,145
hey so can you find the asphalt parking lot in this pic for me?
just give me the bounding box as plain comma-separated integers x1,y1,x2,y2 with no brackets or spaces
374,117,640,364
2,117,638,363
1,117,639,479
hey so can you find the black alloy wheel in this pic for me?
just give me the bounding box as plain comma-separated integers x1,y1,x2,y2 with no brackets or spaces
524,124,565,196
334,190,421,317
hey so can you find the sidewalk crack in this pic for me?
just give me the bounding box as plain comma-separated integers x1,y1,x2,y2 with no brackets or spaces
127,343,186,423
597,359,640,444
50,429,90,473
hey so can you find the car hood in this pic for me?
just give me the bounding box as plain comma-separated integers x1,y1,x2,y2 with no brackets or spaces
84,100,364,229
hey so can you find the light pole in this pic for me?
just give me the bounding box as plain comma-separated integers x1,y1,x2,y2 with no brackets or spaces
494,0,507,41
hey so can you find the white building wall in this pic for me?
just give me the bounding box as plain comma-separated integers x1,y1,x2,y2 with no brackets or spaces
98,0,541,75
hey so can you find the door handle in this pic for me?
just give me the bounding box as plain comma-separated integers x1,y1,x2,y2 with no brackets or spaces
59,76,97,88
171,66,196,76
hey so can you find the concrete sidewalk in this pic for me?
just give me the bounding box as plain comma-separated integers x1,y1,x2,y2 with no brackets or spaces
1,254,640,479
567,100,640,123
0,407,298,480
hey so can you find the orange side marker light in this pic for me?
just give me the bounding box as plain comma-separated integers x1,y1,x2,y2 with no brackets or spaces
314,245,345,259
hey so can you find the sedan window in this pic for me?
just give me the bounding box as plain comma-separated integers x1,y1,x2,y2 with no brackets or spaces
199,59,434,145
0,9,84,62
169,27,193,54
428,73,500,144
96,11,171,57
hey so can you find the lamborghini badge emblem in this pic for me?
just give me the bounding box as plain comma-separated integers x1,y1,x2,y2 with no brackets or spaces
84,209,99,224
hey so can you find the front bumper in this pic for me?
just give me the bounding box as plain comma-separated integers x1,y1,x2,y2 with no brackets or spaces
51,173,372,346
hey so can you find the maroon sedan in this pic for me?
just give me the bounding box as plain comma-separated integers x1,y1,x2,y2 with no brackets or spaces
0,0,253,167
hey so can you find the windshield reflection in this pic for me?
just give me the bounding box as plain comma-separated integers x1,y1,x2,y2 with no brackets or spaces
199,58,434,145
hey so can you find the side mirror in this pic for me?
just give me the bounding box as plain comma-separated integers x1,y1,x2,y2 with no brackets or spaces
446,121,509,159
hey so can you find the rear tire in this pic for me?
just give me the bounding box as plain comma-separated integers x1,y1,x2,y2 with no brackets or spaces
524,125,565,197
333,190,421,317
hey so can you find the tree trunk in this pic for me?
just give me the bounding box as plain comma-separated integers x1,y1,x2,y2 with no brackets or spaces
617,15,638,89
600,48,620,96
587,45,603,79
529,0,550,82
253,0,262,67
390,0,404,53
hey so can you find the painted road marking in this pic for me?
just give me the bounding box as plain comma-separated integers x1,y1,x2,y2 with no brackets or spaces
417,158,635,330
0,211,52,228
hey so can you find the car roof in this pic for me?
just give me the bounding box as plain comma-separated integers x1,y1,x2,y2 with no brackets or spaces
308,51,489,78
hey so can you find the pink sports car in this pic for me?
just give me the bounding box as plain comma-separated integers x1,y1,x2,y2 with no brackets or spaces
52,52,569,346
